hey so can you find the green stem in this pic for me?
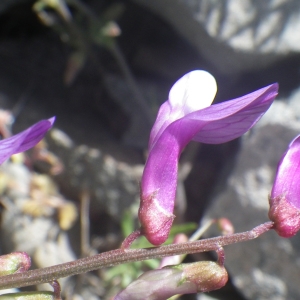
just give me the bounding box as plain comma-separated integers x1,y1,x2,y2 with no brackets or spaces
0,222,273,290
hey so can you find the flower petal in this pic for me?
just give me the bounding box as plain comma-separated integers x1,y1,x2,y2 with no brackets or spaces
271,134,300,209
0,117,55,165
191,83,278,143
168,70,217,113
149,70,217,149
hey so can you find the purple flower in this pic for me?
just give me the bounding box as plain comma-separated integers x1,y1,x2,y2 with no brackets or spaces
0,117,55,165
139,70,278,246
269,134,300,237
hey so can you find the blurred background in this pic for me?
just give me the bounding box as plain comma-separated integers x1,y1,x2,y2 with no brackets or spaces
0,0,300,299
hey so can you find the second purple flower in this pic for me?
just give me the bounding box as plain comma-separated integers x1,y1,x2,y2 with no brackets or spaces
269,134,300,237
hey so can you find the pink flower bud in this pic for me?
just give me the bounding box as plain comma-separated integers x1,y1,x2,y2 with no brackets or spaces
114,261,228,300
269,134,300,237
217,218,235,235
0,252,31,276
139,70,278,245
183,261,228,293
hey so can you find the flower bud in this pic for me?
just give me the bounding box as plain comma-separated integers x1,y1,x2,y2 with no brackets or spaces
114,261,228,300
269,134,300,237
217,218,234,235
138,191,175,246
0,252,31,276
182,261,228,293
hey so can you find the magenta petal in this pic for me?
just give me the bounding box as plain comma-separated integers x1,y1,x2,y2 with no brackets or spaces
149,101,172,149
269,134,300,237
0,117,55,165
271,134,300,209
191,84,278,143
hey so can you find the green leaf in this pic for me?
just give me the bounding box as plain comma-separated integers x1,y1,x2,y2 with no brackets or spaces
121,210,135,237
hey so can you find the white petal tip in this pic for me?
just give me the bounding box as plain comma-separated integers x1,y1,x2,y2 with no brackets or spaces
169,70,217,113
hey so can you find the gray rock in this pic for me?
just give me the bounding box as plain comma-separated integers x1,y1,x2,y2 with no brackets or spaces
132,0,300,74
0,162,77,290
48,129,142,224
203,89,300,299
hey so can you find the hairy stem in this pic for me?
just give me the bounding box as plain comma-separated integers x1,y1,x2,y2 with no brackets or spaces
0,222,273,290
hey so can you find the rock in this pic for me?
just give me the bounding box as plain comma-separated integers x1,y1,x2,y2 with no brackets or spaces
0,162,77,290
203,88,300,300
131,0,300,74
47,129,142,225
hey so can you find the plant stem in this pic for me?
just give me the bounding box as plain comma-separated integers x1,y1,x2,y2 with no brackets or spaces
0,221,273,290
80,190,91,256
